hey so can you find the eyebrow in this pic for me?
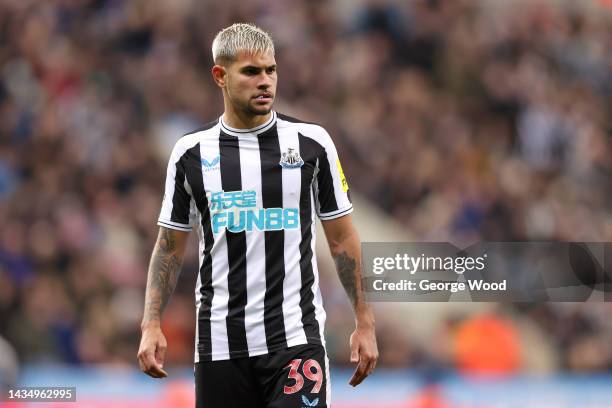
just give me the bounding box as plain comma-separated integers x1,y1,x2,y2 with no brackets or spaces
240,64,277,71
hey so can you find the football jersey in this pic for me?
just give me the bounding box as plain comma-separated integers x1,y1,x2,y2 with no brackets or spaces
158,111,352,361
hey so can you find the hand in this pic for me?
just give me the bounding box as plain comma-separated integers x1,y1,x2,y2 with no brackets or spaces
348,325,378,387
137,325,169,378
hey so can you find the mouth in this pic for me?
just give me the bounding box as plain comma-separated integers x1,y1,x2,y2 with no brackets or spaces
253,92,273,103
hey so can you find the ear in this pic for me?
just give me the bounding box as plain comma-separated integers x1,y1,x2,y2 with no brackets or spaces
211,65,227,88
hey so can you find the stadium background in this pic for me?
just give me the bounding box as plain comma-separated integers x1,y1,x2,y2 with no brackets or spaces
1,0,612,406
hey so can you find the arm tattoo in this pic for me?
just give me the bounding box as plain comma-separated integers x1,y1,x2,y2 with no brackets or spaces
333,251,359,308
143,229,183,325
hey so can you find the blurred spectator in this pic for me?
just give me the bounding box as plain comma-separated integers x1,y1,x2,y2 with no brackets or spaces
0,0,611,373
454,314,521,375
0,335,18,391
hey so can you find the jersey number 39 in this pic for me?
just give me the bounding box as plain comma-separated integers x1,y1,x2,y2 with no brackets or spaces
283,359,323,394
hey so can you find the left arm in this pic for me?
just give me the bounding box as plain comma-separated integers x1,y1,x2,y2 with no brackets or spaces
322,214,378,386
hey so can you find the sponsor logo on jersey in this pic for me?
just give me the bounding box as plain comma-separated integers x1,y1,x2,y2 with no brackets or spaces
301,395,319,407
208,190,299,233
280,148,304,169
336,158,348,192
201,155,220,172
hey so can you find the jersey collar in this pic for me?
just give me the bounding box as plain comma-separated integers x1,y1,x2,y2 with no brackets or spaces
220,111,277,136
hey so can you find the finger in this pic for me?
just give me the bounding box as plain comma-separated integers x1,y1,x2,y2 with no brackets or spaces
148,357,169,378
142,350,168,378
146,363,168,378
351,350,380,386
146,369,163,379
370,356,378,374
350,343,359,363
349,370,364,387
365,353,378,376
154,343,168,377
147,366,168,378
138,349,153,373
349,357,369,387
365,357,376,376
155,343,167,367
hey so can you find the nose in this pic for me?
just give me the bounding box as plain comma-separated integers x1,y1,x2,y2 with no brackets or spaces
257,72,272,90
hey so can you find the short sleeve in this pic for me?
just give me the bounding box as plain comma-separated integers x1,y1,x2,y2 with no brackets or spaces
157,143,194,231
313,130,353,220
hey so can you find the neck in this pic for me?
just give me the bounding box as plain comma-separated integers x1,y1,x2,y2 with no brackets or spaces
223,101,271,130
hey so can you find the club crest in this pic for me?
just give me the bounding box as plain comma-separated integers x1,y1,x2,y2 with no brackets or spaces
280,148,304,169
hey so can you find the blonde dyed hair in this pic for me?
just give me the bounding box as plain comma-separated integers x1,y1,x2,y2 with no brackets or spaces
212,23,275,64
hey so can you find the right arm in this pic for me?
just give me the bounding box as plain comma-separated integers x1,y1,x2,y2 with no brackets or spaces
137,227,189,378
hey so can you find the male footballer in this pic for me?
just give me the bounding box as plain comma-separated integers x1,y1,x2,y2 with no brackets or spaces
137,23,378,408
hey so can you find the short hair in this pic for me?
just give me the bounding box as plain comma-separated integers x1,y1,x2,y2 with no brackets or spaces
212,23,275,65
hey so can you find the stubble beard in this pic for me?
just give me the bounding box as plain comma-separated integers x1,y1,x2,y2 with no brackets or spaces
241,98,273,116
225,86,274,118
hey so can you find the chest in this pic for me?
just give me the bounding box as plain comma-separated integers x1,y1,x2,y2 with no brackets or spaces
193,135,317,207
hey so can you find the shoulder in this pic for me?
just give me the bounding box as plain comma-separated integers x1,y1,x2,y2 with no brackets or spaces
276,112,334,147
182,118,220,140
172,118,220,155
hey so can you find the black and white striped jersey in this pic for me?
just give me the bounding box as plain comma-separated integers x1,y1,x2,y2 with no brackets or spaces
157,111,353,362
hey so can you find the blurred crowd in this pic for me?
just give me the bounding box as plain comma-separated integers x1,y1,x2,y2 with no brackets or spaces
1,0,612,377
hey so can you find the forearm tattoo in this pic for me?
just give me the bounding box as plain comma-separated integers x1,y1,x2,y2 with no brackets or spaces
143,229,182,325
333,251,359,308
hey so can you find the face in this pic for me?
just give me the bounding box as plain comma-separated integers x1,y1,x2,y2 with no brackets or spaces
214,50,277,116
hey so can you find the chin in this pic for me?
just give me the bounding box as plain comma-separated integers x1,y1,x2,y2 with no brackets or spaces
248,105,273,115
